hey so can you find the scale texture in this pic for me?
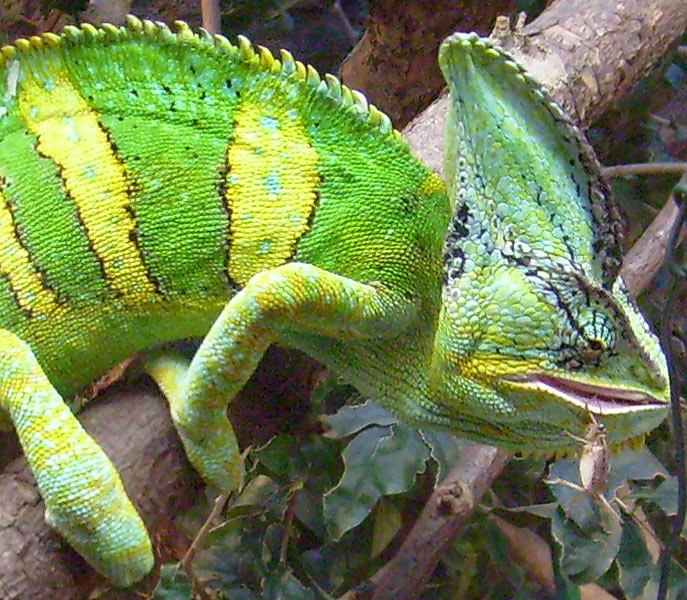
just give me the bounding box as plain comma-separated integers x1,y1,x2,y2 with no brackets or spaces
0,19,670,586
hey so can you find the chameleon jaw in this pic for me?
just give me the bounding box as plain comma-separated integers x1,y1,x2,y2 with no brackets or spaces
500,374,667,415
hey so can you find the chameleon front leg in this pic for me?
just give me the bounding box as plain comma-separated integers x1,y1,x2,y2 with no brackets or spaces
143,262,415,494
0,329,153,587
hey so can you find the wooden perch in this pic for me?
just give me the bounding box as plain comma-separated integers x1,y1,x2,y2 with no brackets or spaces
0,384,204,600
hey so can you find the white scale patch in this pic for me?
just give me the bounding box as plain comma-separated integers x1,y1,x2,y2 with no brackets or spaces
0,60,20,120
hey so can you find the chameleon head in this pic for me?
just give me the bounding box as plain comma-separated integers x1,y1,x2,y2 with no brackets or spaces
431,259,670,452
425,33,670,452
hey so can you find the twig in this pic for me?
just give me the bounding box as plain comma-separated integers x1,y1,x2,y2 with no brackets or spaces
280,485,300,564
602,162,687,178
331,1,358,45
342,445,510,600
201,0,221,35
180,492,230,598
621,173,687,296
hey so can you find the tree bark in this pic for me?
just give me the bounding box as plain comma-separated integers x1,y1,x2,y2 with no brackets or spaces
339,0,517,129
0,348,319,600
0,385,203,600
405,0,687,172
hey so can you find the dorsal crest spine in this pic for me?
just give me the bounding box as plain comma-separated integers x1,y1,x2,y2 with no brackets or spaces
0,15,402,143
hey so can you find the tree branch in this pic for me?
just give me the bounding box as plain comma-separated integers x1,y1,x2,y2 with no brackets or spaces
0,385,203,600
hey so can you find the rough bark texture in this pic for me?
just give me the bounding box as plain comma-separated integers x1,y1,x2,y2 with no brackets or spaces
367,446,511,600
339,0,516,129
0,348,319,600
622,173,687,298
0,385,204,600
405,0,687,173
1,0,686,597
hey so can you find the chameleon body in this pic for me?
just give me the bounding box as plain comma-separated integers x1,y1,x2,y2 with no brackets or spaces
0,18,670,586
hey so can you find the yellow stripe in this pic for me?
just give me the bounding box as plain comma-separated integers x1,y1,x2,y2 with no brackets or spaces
17,67,157,301
0,186,61,317
226,101,320,287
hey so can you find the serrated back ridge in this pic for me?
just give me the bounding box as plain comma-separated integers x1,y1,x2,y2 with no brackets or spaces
0,15,404,145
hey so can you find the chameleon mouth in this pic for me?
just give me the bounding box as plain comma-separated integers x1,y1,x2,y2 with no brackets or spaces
501,374,666,415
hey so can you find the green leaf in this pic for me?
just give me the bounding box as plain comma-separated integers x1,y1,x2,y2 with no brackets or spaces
233,474,282,508
480,515,531,594
323,424,430,539
419,429,467,483
547,459,603,529
611,448,668,481
255,434,341,487
255,434,307,485
645,557,687,600
547,447,665,530
324,401,398,438
551,505,622,582
617,516,653,598
152,564,193,600
300,543,361,592
647,476,679,516
371,498,402,557
253,434,342,537
262,567,316,600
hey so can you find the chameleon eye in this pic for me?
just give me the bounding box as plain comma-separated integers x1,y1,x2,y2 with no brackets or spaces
577,309,616,363
580,337,606,362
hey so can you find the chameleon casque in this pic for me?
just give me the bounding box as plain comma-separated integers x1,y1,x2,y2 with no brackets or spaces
0,16,670,586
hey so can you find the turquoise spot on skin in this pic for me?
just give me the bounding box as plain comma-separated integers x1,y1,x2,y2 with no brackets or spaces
257,240,272,255
265,172,281,194
259,115,280,130
43,78,56,92
84,165,98,179
30,106,39,119
113,259,124,269
69,123,81,145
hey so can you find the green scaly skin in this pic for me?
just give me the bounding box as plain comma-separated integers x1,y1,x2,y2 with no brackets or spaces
0,19,669,586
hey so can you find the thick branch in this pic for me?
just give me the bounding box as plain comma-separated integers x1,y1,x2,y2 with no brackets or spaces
339,0,516,129
621,173,687,297
0,348,317,600
405,0,687,173
0,385,203,600
367,446,511,600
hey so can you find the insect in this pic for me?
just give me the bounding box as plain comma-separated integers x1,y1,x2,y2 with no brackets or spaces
546,409,618,520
